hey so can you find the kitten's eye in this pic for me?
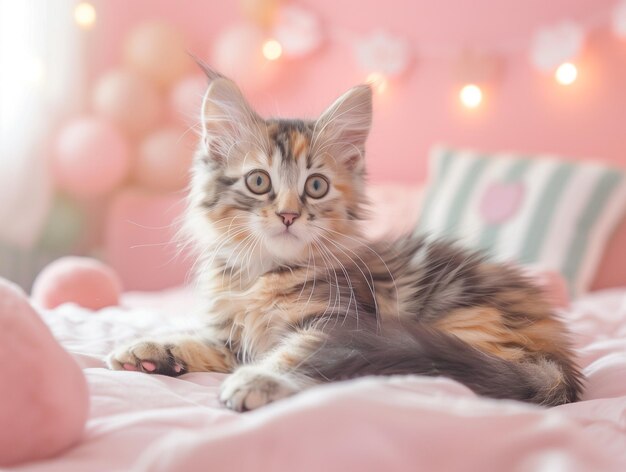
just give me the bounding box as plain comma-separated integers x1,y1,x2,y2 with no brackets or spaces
245,170,272,195
305,174,329,199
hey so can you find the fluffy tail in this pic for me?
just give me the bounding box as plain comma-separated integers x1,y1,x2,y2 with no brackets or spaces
302,324,582,406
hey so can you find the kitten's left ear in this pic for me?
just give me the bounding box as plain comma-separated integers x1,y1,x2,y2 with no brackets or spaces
315,85,372,171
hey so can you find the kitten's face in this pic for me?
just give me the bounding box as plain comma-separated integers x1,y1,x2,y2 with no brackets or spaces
188,76,372,266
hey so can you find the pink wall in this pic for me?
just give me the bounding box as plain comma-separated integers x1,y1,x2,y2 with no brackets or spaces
87,0,626,291
89,0,626,184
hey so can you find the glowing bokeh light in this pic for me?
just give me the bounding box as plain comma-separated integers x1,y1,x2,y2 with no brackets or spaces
74,2,96,29
262,39,283,61
460,84,483,108
366,72,388,94
555,62,578,86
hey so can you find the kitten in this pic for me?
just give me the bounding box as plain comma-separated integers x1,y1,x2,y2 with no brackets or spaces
107,69,583,411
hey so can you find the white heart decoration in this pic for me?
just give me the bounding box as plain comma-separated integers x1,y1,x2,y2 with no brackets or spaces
355,30,412,77
272,5,323,58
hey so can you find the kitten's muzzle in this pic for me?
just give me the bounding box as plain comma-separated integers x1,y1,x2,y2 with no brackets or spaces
276,212,300,227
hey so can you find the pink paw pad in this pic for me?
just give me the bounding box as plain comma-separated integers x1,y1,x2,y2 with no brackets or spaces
141,361,157,372
123,363,138,371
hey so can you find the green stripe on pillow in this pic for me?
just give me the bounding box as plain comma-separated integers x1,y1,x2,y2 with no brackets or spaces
442,157,490,237
561,170,623,293
417,149,453,233
518,163,575,264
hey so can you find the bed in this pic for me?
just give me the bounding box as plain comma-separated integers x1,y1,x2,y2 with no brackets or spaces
7,168,626,471
8,284,626,472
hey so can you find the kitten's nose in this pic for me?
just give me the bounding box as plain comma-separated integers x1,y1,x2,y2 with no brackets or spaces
276,212,300,227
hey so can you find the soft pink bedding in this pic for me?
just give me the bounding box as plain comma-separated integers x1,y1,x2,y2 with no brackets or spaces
11,288,626,471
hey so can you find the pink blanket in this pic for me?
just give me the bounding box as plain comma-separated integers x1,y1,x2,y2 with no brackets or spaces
13,288,626,471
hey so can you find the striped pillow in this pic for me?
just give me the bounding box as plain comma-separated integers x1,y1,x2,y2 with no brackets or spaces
416,146,626,295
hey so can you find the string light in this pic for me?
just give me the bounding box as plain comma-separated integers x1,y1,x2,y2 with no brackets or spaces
555,62,578,85
262,39,283,60
74,2,96,29
460,84,483,108
365,72,388,94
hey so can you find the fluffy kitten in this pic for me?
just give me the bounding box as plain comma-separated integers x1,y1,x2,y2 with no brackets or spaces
108,69,583,411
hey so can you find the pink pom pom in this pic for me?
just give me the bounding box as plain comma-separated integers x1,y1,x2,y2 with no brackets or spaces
134,126,195,192
0,278,88,466
521,265,570,310
93,69,164,136
32,257,122,310
53,117,130,198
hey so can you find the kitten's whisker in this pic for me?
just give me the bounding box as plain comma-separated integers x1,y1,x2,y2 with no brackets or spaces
315,232,377,329
312,236,354,331
223,232,256,288
315,225,401,318
310,240,341,331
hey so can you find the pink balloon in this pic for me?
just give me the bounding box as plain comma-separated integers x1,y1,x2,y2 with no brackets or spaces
212,23,279,93
93,69,164,136
135,126,196,192
0,278,88,466
32,257,122,310
169,74,208,123
53,117,130,198
124,21,192,88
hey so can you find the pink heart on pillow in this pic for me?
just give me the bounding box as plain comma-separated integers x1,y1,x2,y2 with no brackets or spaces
0,278,89,466
479,181,525,225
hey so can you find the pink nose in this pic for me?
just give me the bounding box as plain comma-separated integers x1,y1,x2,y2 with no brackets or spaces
277,212,300,227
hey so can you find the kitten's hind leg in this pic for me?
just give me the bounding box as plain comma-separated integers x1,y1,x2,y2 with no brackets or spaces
107,333,235,376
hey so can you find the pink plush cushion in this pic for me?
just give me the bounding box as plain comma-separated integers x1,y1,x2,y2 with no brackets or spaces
0,278,89,466
591,215,626,291
521,265,570,309
31,257,122,310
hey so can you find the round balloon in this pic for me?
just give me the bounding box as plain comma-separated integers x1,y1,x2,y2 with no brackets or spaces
93,69,163,136
124,21,192,88
38,196,86,251
53,117,130,198
212,23,279,93
169,74,208,123
135,127,195,192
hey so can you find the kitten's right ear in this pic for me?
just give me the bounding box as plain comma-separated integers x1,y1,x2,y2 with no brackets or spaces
200,77,262,163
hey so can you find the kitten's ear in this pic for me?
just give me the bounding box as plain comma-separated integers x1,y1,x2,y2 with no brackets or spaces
315,85,372,171
201,77,262,163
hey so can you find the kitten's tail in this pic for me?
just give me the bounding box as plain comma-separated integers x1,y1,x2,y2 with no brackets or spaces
303,324,582,406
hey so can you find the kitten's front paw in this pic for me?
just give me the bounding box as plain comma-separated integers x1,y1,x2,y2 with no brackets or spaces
107,340,186,376
219,366,298,412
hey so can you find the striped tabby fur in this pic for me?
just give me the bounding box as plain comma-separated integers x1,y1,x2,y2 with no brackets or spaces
108,69,583,411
